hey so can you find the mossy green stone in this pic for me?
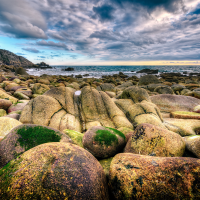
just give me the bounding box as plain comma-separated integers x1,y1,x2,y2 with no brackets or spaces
106,127,126,140
16,126,61,151
94,130,118,147
63,129,83,148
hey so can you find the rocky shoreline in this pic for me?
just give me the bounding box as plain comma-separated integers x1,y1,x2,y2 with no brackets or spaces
1,66,200,199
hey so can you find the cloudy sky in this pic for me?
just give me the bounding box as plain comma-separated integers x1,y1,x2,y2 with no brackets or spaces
0,0,200,65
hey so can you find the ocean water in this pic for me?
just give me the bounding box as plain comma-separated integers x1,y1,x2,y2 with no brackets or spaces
26,65,200,78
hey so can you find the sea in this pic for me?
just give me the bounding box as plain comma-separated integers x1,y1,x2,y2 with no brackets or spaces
26,65,200,78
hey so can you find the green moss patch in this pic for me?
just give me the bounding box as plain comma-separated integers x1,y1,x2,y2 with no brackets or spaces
95,130,118,147
0,157,22,191
16,126,61,151
106,127,126,140
173,111,200,116
64,129,83,148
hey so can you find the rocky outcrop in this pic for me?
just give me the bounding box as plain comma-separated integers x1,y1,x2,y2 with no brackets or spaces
0,49,34,67
19,86,169,132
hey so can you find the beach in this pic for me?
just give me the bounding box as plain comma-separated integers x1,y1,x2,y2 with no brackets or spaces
0,67,200,198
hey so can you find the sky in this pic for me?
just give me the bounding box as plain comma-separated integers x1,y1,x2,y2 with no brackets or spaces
0,0,200,66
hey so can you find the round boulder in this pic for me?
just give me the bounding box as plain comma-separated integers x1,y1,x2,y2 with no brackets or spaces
124,123,185,157
109,153,200,199
0,142,109,199
0,99,12,110
154,86,174,94
0,124,72,168
138,75,160,86
83,126,126,159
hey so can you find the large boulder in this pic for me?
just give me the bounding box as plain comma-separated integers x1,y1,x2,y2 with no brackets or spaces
20,95,62,126
97,83,116,92
138,75,160,85
83,126,126,159
115,87,165,129
150,94,200,113
109,153,200,199
0,117,22,140
0,143,109,199
0,124,72,168
80,86,133,131
117,86,150,103
154,86,174,94
124,123,185,157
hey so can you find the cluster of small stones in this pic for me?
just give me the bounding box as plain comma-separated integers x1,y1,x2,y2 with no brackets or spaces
1,68,200,199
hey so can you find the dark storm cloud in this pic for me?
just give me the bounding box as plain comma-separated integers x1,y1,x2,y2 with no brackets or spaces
93,4,116,22
22,48,40,53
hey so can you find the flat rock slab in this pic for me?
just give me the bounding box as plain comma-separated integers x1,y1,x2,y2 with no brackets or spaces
150,94,200,113
170,111,200,119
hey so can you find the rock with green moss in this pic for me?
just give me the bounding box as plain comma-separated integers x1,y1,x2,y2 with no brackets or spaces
109,153,200,199
83,126,126,159
0,142,109,199
170,111,200,119
124,123,185,157
184,135,200,158
0,124,72,168
63,129,83,148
